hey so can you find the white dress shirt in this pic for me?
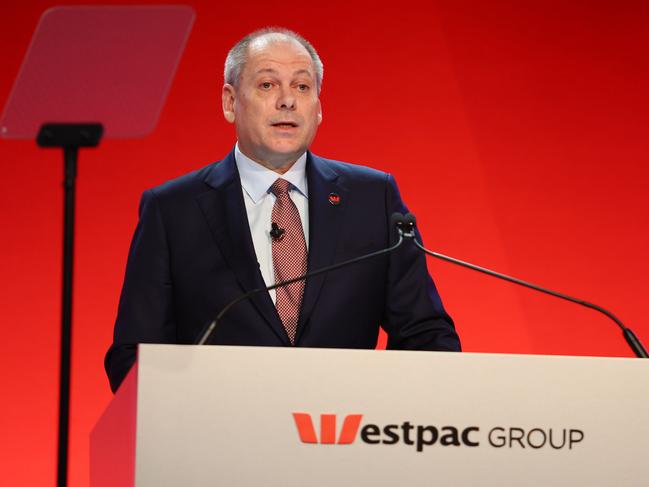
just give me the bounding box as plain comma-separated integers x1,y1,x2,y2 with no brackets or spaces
234,143,309,304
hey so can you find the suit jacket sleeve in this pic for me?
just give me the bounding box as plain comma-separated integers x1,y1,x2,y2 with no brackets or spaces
105,189,177,392
382,174,461,352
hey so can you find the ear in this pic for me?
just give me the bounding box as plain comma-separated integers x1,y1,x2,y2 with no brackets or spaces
222,84,236,123
317,99,323,125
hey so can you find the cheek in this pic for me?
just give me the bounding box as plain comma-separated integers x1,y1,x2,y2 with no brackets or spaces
306,100,321,120
242,98,270,122
309,107,322,129
235,100,266,133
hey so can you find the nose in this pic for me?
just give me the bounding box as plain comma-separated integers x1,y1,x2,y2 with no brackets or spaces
276,85,296,111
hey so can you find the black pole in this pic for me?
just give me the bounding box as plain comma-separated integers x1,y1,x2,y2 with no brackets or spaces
57,145,77,487
37,123,103,487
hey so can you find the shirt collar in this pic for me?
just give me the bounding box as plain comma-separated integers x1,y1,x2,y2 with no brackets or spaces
235,143,308,204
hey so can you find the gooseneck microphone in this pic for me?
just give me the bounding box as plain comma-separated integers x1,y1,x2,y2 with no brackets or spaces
398,212,648,359
195,213,408,345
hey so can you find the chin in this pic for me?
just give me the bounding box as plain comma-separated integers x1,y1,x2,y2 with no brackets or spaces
269,143,306,158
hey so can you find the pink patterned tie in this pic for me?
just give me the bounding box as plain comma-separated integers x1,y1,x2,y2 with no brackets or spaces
270,178,308,344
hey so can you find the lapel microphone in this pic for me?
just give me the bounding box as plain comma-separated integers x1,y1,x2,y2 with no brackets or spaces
270,222,285,241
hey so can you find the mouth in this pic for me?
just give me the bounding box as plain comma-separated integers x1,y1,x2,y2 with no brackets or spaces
271,121,299,129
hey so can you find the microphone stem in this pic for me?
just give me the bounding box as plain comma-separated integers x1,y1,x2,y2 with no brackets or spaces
196,233,405,345
412,239,648,358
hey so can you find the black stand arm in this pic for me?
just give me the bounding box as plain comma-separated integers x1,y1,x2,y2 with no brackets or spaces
37,123,103,487
399,212,648,359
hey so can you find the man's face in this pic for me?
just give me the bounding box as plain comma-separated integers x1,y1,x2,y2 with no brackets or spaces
222,38,322,171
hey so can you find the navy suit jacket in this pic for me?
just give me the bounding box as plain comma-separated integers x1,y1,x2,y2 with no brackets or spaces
105,150,460,392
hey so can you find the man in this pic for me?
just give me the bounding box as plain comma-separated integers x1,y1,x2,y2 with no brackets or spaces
105,28,460,393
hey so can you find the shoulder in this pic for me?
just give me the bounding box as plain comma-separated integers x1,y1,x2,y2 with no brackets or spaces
148,163,214,199
145,151,237,204
308,153,406,213
309,153,394,187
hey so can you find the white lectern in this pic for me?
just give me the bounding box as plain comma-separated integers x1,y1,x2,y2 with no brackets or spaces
90,345,649,486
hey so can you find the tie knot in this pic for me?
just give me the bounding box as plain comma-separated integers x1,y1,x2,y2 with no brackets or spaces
270,178,291,197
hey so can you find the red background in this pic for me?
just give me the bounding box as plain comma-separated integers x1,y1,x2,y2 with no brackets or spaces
1,1,648,485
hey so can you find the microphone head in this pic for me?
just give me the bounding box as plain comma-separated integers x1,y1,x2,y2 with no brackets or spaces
404,212,417,228
391,212,405,229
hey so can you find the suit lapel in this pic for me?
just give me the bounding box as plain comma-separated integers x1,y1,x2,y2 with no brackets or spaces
196,151,289,344
296,153,347,342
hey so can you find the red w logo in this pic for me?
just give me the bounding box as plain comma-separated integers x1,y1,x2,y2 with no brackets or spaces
292,413,363,444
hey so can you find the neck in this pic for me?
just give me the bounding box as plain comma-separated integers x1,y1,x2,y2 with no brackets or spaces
251,156,298,175
237,145,304,174
264,160,295,174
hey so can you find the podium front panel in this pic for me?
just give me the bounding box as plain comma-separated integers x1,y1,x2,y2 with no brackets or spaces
93,345,649,486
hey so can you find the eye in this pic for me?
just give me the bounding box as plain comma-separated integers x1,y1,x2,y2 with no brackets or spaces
260,81,273,90
297,84,310,92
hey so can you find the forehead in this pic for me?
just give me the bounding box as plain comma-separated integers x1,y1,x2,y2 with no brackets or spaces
244,37,314,76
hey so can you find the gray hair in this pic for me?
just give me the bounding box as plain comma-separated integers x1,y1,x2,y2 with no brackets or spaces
224,27,324,94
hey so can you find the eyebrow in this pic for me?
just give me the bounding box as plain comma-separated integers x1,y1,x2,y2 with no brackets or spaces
255,68,313,78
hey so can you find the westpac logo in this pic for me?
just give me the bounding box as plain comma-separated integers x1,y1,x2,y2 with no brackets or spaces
292,412,584,452
292,413,363,444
